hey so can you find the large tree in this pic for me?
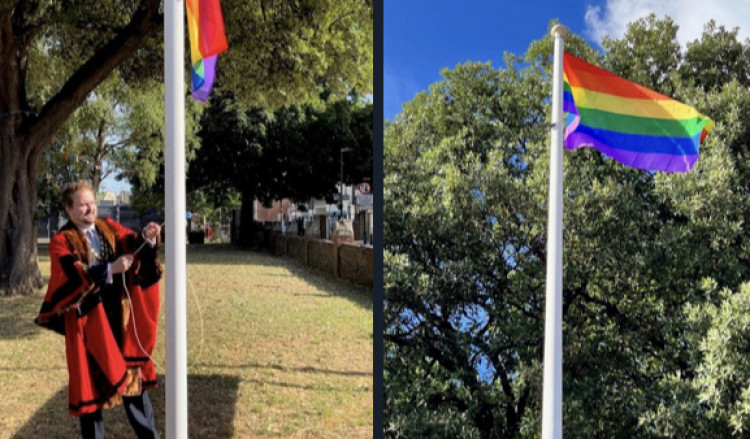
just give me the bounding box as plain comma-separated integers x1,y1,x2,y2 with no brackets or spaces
0,0,372,294
385,17,750,438
188,92,373,245
44,73,202,195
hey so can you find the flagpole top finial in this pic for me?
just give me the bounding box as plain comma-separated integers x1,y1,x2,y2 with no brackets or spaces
551,24,568,38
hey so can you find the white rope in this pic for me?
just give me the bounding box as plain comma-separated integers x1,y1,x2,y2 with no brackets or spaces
121,222,206,370
122,270,157,365
121,223,165,367
122,271,207,369
187,276,205,367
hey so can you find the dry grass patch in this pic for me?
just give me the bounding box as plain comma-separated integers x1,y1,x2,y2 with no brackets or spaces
0,244,372,438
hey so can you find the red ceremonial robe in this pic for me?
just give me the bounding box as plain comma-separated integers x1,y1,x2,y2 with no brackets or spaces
35,218,162,416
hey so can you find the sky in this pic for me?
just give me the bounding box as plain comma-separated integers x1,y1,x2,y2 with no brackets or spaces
384,0,750,121
106,0,750,194
100,167,130,194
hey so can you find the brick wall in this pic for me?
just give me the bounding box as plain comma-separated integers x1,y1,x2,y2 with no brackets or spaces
267,233,372,289
338,243,373,288
287,236,307,265
308,239,335,275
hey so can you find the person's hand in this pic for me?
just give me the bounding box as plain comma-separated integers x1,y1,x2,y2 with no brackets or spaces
143,222,161,241
111,255,134,274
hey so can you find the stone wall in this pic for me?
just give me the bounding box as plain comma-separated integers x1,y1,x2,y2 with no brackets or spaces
268,233,372,288
308,239,335,275
274,234,286,255
338,243,373,288
286,236,307,265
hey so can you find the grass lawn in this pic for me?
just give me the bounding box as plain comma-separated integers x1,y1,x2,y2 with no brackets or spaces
0,244,373,438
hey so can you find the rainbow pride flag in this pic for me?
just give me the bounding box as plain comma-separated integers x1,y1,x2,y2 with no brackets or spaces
563,52,713,173
186,0,228,102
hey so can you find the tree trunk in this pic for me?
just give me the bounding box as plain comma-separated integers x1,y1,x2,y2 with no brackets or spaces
238,190,259,247
0,10,42,295
0,0,162,295
92,166,102,195
0,137,44,295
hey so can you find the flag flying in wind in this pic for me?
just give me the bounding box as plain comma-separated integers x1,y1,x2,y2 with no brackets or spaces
563,52,714,173
186,0,228,102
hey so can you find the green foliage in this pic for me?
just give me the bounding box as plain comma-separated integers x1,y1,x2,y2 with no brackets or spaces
639,282,750,437
61,75,188,171
691,283,750,434
601,14,682,95
385,57,549,438
39,74,202,213
3,0,372,295
385,17,750,439
16,0,372,113
219,0,373,108
26,0,372,216
37,142,87,218
189,92,373,206
15,0,372,203
682,21,750,91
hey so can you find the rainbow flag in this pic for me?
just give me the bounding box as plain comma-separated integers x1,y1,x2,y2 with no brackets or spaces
186,0,228,102
563,52,713,173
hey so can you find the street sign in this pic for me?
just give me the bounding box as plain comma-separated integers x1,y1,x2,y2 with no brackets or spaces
356,194,373,209
358,182,372,194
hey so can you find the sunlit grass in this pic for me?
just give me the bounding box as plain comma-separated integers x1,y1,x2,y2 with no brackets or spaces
0,244,372,438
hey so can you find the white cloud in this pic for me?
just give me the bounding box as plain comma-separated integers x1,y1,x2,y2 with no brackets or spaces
584,0,750,48
384,62,420,121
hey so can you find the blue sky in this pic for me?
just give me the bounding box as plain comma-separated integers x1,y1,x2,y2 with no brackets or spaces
100,167,130,193
384,0,750,121
109,0,750,193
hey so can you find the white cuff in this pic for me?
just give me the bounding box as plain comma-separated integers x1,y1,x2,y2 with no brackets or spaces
106,263,113,284
142,231,157,247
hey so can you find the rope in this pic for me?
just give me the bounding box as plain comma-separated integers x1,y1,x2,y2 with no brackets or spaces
121,222,206,370
122,271,157,365
121,222,166,367
187,277,205,367
122,272,207,369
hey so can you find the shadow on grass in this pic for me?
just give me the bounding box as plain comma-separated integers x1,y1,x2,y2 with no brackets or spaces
0,365,66,372
185,244,373,311
194,361,372,378
184,244,284,267
275,262,372,311
0,295,44,341
10,374,240,439
240,377,371,392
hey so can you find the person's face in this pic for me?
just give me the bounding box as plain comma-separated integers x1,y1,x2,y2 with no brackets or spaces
65,189,97,228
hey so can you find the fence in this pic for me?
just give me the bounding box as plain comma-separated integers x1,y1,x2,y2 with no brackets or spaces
268,233,373,289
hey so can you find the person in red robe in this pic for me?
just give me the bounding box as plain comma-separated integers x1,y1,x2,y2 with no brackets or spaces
35,182,163,439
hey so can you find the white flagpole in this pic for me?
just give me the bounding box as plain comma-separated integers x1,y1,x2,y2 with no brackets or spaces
165,0,188,437
542,24,567,439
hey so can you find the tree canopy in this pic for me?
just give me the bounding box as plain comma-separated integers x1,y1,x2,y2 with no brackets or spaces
187,92,373,244
0,0,372,294
384,16,750,438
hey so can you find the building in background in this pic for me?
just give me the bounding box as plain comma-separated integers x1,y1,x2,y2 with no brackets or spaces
251,182,372,244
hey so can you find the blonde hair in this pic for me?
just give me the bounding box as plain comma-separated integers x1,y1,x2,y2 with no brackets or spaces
61,182,95,208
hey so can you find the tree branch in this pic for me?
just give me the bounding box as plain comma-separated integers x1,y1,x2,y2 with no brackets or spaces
24,0,162,152
513,385,531,433
576,287,666,351
328,10,356,32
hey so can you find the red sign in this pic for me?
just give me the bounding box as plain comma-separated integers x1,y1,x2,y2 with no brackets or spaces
358,182,372,194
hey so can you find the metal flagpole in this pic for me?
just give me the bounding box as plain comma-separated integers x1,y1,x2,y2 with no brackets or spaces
542,23,567,439
165,0,188,437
